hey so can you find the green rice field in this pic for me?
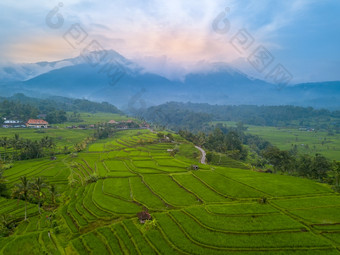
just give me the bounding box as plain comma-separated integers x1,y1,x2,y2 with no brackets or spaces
1,126,340,254
210,121,340,160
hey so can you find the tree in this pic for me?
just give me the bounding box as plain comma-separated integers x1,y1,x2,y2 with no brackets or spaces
0,214,14,237
12,177,32,221
166,133,174,142
296,154,312,177
311,154,331,180
49,184,59,205
331,161,340,187
0,137,9,162
32,177,47,214
157,133,164,139
262,147,293,173
0,169,7,197
196,132,206,147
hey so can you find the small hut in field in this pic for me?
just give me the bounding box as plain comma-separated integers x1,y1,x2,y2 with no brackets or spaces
137,211,152,224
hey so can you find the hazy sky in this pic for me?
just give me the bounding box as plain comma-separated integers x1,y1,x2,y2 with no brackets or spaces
1,0,339,83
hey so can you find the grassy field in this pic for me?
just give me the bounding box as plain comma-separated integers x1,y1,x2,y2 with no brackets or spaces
210,121,340,160
0,128,93,151
1,122,340,254
247,125,340,160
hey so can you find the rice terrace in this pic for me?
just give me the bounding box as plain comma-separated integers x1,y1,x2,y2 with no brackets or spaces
1,0,340,254
0,120,340,254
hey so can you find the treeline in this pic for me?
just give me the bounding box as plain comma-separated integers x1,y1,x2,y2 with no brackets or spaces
0,93,122,123
179,124,270,161
93,122,140,139
0,134,55,161
138,104,212,132
0,99,67,124
261,147,340,189
179,125,340,189
139,102,340,129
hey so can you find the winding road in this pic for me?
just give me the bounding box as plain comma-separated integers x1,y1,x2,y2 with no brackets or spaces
195,146,207,164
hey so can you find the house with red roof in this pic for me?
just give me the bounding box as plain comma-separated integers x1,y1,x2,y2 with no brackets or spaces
26,119,49,128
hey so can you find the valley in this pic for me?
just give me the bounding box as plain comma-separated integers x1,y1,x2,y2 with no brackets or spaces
1,121,340,254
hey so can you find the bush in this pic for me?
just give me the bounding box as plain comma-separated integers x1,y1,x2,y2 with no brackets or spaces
141,219,157,233
332,185,340,193
258,197,268,204
86,175,98,184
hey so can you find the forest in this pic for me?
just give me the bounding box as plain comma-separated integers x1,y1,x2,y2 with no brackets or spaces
0,94,122,123
140,102,340,129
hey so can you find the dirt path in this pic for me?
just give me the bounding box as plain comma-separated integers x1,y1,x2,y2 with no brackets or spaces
195,146,206,165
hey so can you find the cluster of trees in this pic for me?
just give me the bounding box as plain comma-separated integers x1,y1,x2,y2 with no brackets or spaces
177,123,340,188
139,102,340,129
0,93,122,124
94,121,140,139
179,127,248,160
0,100,38,121
45,110,67,124
0,134,55,161
93,126,117,139
67,112,83,122
0,176,59,237
178,123,272,161
74,137,95,152
261,146,340,187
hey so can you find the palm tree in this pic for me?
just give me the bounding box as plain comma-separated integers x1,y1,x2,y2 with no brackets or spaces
48,184,59,205
332,161,340,187
0,169,7,196
1,137,9,162
13,176,32,221
0,138,3,161
12,133,21,150
0,214,13,229
32,177,47,214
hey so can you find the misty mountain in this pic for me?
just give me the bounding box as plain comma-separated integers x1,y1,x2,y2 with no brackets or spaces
0,50,339,110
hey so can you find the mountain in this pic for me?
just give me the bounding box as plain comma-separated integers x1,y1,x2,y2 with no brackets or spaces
0,50,339,110
0,59,73,82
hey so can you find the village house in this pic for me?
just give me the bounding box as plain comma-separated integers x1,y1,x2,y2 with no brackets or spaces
2,120,26,128
26,119,49,128
108,120,117,124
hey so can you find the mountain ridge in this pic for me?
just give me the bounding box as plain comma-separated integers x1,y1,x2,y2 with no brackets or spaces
0,50,339,110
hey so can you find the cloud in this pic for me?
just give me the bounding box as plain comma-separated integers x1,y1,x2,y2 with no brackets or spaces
0,0,339,82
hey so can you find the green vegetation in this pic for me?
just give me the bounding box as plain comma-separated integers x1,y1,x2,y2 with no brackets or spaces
1,111,340,254
0,93,121,123
141,102,340,129
245,124,340,160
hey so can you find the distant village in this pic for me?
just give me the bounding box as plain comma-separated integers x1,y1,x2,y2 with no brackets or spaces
2,118,49,129
1,116,150,130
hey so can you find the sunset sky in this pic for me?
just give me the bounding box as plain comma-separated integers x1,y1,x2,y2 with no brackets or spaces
1,0,339,83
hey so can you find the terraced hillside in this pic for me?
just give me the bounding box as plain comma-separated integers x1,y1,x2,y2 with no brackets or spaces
1,129,340,254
